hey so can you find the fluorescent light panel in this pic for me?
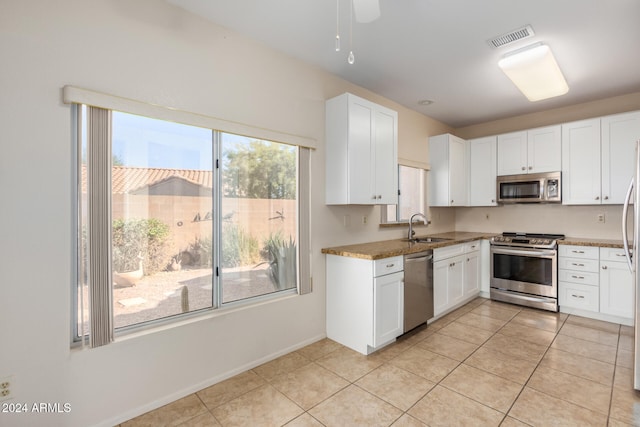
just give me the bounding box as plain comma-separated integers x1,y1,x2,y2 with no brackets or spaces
498,42,569,102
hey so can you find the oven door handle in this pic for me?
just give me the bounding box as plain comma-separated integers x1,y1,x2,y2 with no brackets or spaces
491,247,556,258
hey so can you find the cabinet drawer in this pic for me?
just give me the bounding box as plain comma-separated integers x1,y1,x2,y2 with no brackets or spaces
464,241,481,253
600,247,631,262
558,245,599,260
558,269,599,286
434,243,465,261
374,256,403,277
558,257,599,273
559,282,599,312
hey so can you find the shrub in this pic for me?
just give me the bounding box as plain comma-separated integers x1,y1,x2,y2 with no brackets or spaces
112,218,170,274
221,224,261,268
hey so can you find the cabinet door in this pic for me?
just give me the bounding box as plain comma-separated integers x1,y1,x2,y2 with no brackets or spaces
374,108,398,205
448,255,465,306
468,137,497,206
449,137,468,206
601,111,640,204
600,261,634,319
464,251,480,298
497,131,527,176
562,119,601,205
373,271,404,347
347,98,375,204
433,259,449,316
528,125,561,173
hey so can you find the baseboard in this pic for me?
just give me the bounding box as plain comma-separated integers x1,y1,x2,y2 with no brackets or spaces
98,332,327,427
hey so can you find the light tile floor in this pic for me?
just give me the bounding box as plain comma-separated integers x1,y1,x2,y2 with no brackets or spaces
119,298,640,426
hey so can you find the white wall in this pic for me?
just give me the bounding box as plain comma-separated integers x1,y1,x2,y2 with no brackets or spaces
0,1,448,426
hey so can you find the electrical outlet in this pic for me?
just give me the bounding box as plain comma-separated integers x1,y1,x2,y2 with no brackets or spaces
362,215,368,225
0,376,13,402
598,213,605,223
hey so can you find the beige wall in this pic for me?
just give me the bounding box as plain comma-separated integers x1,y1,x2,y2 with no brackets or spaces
456,91,640,139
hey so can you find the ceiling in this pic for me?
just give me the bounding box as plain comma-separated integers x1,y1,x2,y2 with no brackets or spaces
167,0,640,128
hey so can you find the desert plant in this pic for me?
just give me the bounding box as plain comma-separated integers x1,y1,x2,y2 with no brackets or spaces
262,232,297,290
112,218,170,274
188,236,214,267
221,223,261,268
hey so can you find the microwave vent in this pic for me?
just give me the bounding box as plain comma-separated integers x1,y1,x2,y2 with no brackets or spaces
487,25,535,49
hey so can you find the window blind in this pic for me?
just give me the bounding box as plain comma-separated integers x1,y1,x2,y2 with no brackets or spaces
86,106,114,347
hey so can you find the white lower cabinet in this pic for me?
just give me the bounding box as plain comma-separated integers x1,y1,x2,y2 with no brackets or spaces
558,245,633,325
326,254,404,355
434,241,481,317
600,248,634,319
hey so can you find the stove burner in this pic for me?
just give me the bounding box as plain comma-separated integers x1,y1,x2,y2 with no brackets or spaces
491,232,565,249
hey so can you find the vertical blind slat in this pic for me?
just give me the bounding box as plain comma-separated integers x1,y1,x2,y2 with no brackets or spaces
298,148,312,294
87,106,114,347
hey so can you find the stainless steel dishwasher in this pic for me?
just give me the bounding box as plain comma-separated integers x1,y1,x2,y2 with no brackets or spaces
403,250,434,332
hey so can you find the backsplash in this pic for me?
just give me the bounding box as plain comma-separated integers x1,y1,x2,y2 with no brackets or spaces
453,203,627,240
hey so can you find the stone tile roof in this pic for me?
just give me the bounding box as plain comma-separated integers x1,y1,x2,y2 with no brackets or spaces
81,165,212,194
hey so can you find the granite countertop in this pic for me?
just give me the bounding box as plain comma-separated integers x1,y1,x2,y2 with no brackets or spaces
321,231,497,260
560,236,628,249
321,232,629,260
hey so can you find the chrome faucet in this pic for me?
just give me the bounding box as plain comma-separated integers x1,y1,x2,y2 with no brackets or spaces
408,213,428,240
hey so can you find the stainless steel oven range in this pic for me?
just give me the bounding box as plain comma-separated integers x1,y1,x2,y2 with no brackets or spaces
490,232,565,312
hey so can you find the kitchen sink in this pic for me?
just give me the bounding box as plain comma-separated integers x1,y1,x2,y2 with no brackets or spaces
403,237,452,243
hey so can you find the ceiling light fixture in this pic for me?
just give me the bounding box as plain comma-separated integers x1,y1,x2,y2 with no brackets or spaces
498,42,569,102
334,0,380,65
418,99,434,106
335,0,340,52
348,0,355,64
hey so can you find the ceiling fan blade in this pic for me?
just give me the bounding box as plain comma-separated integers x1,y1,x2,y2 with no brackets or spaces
352,0,380,23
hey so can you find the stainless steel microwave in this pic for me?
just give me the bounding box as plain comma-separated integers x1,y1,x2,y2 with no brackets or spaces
496,172,561,203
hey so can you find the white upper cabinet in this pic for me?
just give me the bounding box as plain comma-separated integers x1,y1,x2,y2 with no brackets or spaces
468,136,497,206
429,133,468,207
601,111,640,204
497,125,561,176
562,118,601,205
325,93,398,205
563,112,640,205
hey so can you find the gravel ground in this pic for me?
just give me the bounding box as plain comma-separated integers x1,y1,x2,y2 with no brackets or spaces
78,264,279,331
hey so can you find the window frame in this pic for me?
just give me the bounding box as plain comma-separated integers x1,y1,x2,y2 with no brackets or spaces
67,86,312,347
381,164,428,225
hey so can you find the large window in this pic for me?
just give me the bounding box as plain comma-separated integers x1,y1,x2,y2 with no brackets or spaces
75,104,305,345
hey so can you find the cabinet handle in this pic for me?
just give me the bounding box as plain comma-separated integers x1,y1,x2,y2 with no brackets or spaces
372,195,377,200
571,263,585,267
595,196,600,200
386,263,395,268
377,195,382,199
521,166,526,171
571,275,585,279
528,166,533,170
572,250,585,254
571,294,585,299
451,200,454,204
602,266,608,270
616,253,626,257
604,196,609,200
491,199,496,203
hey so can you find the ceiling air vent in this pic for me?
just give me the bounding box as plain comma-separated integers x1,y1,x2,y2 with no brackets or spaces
487,25,535,49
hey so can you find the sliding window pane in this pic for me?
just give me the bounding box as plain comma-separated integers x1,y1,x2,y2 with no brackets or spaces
220,134,298,303
110,112,213,329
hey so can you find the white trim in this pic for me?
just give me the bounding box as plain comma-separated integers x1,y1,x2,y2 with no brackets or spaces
62,85,317,149
95,332,327,427
398,157,429,170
